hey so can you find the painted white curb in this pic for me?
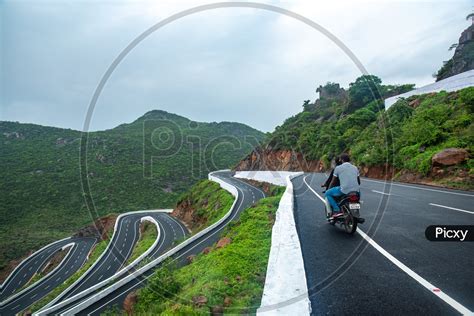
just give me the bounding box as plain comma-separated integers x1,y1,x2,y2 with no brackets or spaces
0,243,76,307
37,175,238,316
35,210,168,314
385,69,474,109
235,171,311,316
0,237,71,292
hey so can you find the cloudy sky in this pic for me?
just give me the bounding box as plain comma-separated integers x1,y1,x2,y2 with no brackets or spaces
1,0,472,132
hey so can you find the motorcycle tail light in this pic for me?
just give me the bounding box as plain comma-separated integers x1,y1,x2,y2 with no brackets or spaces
349,195,359,202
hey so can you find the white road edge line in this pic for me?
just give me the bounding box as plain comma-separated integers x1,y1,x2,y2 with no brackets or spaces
303,175,473,316
429,203,474,215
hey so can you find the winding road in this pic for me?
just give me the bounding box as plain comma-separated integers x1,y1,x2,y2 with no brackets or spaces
0,237,96,315
0,211,189,315
57,171,265,315
294,173,474,315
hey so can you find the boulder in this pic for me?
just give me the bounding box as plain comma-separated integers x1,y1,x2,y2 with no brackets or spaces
409,99,421,108
224,297,232,307
210,305,224,315
192,295,208,307
202,247,212,254
123,291,138,315
432,148,469,166
187,254,196,263
216,237,231,249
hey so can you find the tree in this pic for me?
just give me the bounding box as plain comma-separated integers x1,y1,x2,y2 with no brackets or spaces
348,75,383,111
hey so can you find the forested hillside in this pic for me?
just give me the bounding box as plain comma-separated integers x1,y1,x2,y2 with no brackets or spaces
237,76,473,189
0,110,264,272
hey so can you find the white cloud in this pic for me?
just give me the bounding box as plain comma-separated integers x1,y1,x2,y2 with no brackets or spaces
1,0,472,132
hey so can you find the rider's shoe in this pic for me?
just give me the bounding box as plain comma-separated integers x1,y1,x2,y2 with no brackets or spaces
330,212,343,219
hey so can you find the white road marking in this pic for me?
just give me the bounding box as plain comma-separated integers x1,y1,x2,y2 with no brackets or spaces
89,182,246,315
363,178,474,197
107,265,111,271
29,267,32,271
45,285,50,289
303,175,473,315
429,203,474,215
11,304,21,310
98,275,103,281
31,293,37,298
371,190,390,196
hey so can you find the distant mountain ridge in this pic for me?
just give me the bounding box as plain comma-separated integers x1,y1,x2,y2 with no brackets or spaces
0,110,264,271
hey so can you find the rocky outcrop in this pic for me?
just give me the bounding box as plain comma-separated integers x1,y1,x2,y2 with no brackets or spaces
216,237,231,249
74,214,117,241
432,148,469,166
234,148,324,172
171,199,206,233
123,291,138,315
192,295,208,307
436,24,474,81
359,164,395,180
235,146,472,190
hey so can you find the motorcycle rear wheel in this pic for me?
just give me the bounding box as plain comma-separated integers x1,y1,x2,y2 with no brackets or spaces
343,207,357,234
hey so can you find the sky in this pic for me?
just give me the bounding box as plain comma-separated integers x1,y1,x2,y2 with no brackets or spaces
1,0,472,132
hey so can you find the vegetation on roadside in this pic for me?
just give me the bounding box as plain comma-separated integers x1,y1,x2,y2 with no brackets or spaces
125,221,158,266
0,109,263,273
130,185,285,314
265,76,473,188
173,180,235,233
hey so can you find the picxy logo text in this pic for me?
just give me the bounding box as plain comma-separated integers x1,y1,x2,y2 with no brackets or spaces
425,225,473,242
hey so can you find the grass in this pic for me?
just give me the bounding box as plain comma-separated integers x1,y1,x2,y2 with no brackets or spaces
266,80,473,189
131,185,285,314
125,221,158,266
175,180,235,234
0,109,264,272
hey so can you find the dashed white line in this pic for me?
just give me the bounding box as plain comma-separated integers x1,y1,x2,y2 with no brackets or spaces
303,174,473,315
371,190,390,196
429,203,474,215
363,178,474,197
11,304,21,310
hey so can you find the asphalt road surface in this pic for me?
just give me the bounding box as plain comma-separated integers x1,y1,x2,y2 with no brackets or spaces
74,171,266,315
294,173,474,315
49,211,189,315
0,237,96,315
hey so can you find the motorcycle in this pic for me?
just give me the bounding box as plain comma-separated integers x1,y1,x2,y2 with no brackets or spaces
324,191,365,234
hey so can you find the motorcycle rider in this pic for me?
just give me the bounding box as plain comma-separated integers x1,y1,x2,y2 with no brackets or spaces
325,153,360,218
321,156,341,193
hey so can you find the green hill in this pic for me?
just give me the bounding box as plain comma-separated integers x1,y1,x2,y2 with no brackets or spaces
0,110,264,271
238,76,473,189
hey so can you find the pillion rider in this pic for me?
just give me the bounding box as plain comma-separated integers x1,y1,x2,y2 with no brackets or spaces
324,153,360,218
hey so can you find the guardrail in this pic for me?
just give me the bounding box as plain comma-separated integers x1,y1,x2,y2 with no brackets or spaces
36,171,239,315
